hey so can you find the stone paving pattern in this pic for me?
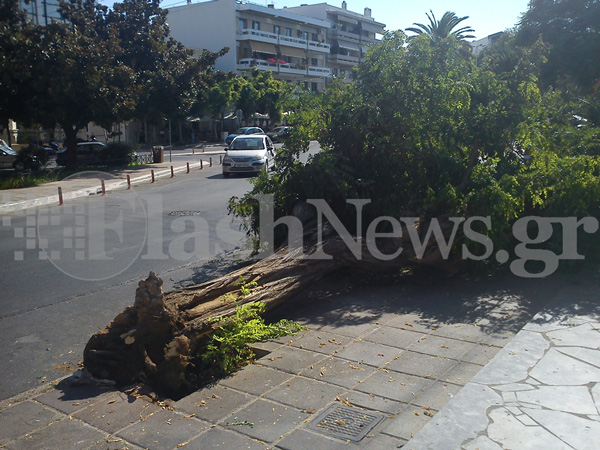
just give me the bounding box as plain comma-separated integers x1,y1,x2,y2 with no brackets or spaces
0,272,597,449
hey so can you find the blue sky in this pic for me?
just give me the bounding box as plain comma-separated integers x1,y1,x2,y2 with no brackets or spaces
99,0,532,41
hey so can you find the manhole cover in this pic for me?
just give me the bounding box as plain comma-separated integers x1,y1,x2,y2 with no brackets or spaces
308,404,384,442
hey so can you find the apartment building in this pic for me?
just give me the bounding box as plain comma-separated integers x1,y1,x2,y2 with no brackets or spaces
286,1,385,82
168,0,332,92
19,0,62,26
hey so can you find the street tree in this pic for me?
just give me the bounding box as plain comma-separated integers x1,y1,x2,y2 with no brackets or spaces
406,10,475,41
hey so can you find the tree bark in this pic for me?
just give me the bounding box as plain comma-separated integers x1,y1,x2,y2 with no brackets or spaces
84,215,454,397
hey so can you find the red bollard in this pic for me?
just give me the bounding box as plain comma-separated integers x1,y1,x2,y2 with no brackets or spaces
58,187,64,206
202,144,205,153
200,159,203,169
210,157,212,167
101,179,106,196
127,174,131,190
192,147,195,155
151,169,155,183
186,162,190,173
171,166,174,178
219,154,222,164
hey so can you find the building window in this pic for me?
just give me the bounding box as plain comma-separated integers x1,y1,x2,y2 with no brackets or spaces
285,27,292,36
311,82,318,92
252,21,260,30
302,31,308,40
311,58,318,66
273,25,280,34
311,33,318,41
239,19,247,31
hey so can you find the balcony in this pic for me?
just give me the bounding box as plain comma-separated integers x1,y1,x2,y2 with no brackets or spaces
238,29,330,53
237,58,331,78
328,54,359,66
329,29,361,44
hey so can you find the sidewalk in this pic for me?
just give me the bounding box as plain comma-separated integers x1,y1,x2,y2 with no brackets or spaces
0,271,597,449
0,144,226,214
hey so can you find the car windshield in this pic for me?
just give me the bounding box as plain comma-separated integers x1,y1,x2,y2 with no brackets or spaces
230,137,265,150
233,128,249,134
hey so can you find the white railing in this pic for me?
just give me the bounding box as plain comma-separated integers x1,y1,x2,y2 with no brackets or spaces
238,29,330,53
238,58,331,78
329,54,359,65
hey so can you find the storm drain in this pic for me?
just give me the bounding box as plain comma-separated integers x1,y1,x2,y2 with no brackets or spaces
308,404,384,442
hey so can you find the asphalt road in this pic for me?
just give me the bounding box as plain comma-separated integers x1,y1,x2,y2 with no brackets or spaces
0,141,320,400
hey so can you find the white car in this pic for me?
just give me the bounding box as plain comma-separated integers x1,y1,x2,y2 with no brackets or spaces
222,135,275,177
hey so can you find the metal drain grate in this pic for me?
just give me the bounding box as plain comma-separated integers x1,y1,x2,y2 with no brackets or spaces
308,404,384,442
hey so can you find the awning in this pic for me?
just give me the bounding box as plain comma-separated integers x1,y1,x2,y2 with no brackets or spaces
279,46,306,58
361,21,384,33
338,41,360,51
250,41,277,55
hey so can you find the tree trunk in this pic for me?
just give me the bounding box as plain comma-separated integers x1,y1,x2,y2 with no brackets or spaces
63,125,79,168
84,214,453,397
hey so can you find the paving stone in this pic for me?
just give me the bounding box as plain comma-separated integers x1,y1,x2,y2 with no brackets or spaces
73,391,161,433
5,417,105,450
385,313,441,334
460,343,502,366
471,331,549,385
556,346,600,369
255,346,326,374
0,401,62,445
592,383,600,412
523,406,600,449
380,406,435,441
516,386,598,415
487,407,572,450
86,436,146,450
407,335,477,360
219,364,292,396
546,323,600,348
431,323,488,343
300,356,376,388
263,376,345,412
529,348,600,385
275,429,354,450
34,383,116,415
339,391,407,415
479,329,517,347
117,409,209,449
410,382,461,411
360,432,407,450
385,350,454,378
220,399,309,443
334,340,403,367
175,385,253,424
363,326,427,349
355,370,433,403
463,435,503,450
286,330,350,355
318,320,383,338
439,361,484,386
185,427,268,449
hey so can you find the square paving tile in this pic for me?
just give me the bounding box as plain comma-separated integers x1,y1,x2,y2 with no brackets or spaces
0,401,62,445
86,436,146,450
34,383,115,415
407,335,477,360
460,343,503,365
5,417,105,450
339,391,407,415
287,330,350,355
186,427,268,449
318,319,382,338
439,361,484,386
255,346,326,374
385,350,455,378
356,370,433,403
264,376,345,411
219,364,292,396
175,385,253,423
361,433,408,450
385,314,441,333
73,391,160,434
301,357,377,388
363,326,427,349
432,323,488,343
117,409,209,449
334,340,403,367
275,429,354,450
220,399,309,443
381,406,436,441
410,382,461,411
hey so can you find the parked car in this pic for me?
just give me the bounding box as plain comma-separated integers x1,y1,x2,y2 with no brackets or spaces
222,135,275,177
56,141,107,166
0,140,40,170
224,127,264,146
267,126,293,143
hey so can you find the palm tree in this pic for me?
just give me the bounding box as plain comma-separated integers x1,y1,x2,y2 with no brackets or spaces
406,10,475,41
